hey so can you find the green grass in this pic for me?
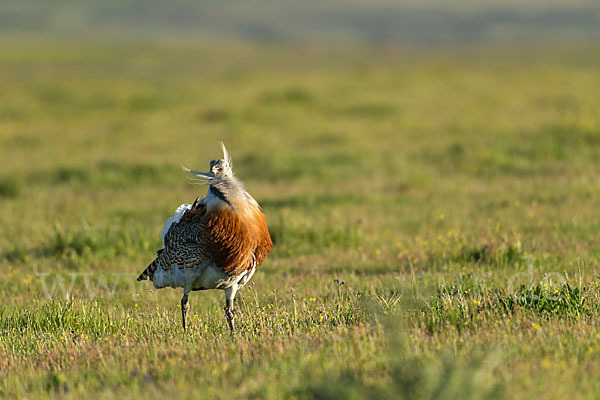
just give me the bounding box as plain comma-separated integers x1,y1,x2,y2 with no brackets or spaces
1,39,600,399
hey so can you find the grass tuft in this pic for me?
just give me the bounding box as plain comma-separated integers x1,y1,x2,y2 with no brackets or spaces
0,176,20,198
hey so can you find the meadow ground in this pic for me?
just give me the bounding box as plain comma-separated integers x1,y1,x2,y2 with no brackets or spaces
1,39,600,399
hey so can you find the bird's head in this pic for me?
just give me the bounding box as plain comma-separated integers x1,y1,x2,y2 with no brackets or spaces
183,142,234,183
209,158,232,178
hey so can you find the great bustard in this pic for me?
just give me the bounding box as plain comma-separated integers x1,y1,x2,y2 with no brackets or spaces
137,144,273,332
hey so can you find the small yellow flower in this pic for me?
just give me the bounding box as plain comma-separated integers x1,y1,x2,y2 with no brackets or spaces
472,299,480,305
541,358,552,369
532,323,541,331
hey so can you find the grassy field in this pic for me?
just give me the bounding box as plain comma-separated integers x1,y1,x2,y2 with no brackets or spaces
1,39,600,399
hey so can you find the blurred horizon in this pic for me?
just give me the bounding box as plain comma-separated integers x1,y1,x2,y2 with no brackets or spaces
2,0,599,46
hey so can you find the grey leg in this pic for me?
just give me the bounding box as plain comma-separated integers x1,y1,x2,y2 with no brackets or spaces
181,292,190,331
224,286,238,334
224,299,235,333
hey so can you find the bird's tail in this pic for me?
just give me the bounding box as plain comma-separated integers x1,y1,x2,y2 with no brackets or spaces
137,249,162,281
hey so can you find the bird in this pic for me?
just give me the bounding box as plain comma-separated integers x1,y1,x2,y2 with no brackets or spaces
137,143,273,333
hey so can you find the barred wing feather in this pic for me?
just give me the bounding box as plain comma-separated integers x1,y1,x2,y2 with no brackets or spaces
137,202,208,281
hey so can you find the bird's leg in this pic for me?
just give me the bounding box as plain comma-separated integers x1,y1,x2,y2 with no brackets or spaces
224,299,235,333
181,292,190,332
224,286,238,334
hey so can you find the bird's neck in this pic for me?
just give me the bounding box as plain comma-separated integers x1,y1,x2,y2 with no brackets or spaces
206,178,246,211
209,185,233,208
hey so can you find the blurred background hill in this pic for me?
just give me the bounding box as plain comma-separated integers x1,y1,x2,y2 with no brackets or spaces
1,0,599,45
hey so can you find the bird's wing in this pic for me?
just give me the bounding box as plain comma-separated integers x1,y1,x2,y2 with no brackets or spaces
160,203,192,246
160,197,206,246
137,200,208,281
